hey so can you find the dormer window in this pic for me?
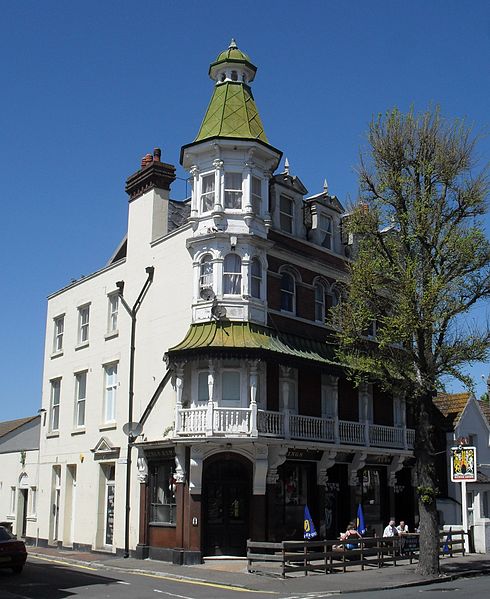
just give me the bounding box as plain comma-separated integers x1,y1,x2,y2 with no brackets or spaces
319,214,333,249
251,176,262,215
201,174,215,212
223,254,242,295
199,254,213,294
224,173,242,209
279,195,294,233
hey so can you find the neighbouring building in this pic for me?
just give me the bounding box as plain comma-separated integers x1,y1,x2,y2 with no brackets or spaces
33,40,416,564
434,392,490,553
0,416,40,539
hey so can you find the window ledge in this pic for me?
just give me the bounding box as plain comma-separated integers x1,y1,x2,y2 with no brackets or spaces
75,341,89,351
6,515,15,521
99,422,117,432
71,428,86,436
105,330,119,340
51,350,64,359
26,516,37,522
46,431,60,439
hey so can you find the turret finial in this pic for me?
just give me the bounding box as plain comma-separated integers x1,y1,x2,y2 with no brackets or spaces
284,157,290,175
323,178,328,193
229,38,238,49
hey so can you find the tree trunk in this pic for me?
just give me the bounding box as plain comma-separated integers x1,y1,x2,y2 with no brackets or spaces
414,391,440,576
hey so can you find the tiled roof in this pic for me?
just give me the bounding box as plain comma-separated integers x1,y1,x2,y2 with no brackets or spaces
195,82,268,143
0,416,38,439
433,392,471,427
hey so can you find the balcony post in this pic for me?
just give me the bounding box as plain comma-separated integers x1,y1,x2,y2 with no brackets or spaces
206,360,215,437
174,363,184,434
249,360,259,437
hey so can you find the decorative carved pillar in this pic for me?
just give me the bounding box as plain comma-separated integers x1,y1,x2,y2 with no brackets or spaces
253,444,268,494
174,446,186,549
280,365,292,440
189,445,205,495
348,451,367,487
263,168,273,229
212,158,224,214
360,382,370,447
174,363,185,435
325,375,340,444
136,455,149,550
189,165,199,220
249,360,259,437
206,360,215,437
243,150,255,224
267,445,288,485
318,450,337,486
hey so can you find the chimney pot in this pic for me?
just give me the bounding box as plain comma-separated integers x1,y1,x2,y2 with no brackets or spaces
153,148,161,162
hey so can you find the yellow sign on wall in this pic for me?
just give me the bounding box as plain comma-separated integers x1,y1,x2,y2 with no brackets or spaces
450,446,477,482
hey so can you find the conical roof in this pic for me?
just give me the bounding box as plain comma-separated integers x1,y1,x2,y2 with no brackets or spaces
194,81,268,143
193,40,267,144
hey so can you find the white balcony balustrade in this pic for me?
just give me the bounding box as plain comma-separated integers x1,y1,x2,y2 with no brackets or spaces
175,405,414,449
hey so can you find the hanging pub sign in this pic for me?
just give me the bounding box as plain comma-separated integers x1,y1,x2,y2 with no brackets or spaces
450,446,477,482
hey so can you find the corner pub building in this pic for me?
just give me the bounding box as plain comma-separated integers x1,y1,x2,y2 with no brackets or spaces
37,41,416,565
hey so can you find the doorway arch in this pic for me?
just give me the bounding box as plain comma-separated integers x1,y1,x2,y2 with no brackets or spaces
202,453,252,557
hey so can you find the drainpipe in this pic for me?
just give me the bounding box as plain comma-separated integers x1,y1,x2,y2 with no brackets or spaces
117,266,155,559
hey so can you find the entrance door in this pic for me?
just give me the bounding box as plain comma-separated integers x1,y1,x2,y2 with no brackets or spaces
20,489,28,538
202,457,251,556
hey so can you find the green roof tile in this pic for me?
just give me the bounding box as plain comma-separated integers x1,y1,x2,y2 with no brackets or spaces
194,82,268,143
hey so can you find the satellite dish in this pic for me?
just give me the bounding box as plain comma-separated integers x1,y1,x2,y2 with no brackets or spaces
200,287,215,301
123,422,143,438
211,304,227,320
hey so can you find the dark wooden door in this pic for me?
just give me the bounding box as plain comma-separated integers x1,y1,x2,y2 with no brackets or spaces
202,457,251,556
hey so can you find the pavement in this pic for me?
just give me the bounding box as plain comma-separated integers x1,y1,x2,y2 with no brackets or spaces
24,544,490,595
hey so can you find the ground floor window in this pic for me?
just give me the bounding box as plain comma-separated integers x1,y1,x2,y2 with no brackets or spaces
276,461,316,539
149,461,176,524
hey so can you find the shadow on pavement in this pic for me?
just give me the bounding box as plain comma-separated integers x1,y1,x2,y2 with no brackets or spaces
0,560,124,599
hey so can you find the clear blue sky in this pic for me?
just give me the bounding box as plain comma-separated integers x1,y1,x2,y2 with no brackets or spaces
1,1,489,421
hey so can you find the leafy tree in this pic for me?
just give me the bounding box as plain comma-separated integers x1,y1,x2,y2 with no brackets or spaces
334,107,490,576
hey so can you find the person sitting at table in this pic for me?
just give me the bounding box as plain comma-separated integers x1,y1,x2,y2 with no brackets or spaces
338,522,362,550
396,520,409,534
383,519,399,538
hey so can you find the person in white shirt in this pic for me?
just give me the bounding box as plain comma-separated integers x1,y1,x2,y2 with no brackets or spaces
383,519,398,537
396,520,409,534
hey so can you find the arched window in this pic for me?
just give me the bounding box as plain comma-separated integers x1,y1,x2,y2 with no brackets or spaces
250,258,262,299
199,255,213,294
280,271,295,312
314,282,326,322
223,254,242,295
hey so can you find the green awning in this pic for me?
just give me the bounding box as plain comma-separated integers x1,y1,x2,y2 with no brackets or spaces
167,321,340,367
